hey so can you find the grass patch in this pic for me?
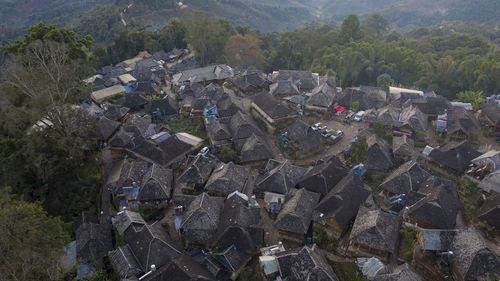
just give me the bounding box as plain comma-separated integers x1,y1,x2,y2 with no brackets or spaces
313,227,338,251
399,227,417,263
330,262,364,281
138,205,167,222
165,117,207,140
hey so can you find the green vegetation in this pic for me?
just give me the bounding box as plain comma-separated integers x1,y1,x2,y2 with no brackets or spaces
459,177,479,196
455,90,485,111
138,205,167,222
373,122,393,144
313,227,338,251
0,188,70,280
330,262,364,281
351,101,360,112
216,145,237,163
166,117,207,140
399,227,417,263
349,135,368,164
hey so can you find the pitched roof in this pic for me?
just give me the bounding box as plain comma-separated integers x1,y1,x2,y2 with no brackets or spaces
349,206,400,254
215,244,250,272
365,136,393,171
477,193,500,227
117,161,149,191
428,141,481,173
407,178,461,229
252,91,294,119
117,93,149,110
314,174,372,229
308,81,336,108
144,254,216,281
146,98,178,117
104,105,130,121
447,107,480,136
97,116,121,141
275,244,339,281
254,160,307,195
283,120,326,151
232,71,268,91
338,89,379,110
172,65,233,84
229,111,263,141
76,222,113,262
112,210,147,235
479,169,500,193
270,80,300,96
482,102,500,123
379,160,430,195
109,245,143,278
297,156,348,196
177,155,217,185
239,133,274,163
271,70,319,91
393,135,414,157
450,227,500,281
138,164,173,201
205,162,250,195
206,122,232,142
420,229,456,251
275,188,321,234
373,263,424,281
181,193,224,241
124,223,181,272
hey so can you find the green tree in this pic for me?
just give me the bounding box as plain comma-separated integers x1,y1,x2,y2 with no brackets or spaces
455,90,485,111
377,73,394,93
224,33,264,68
217,145,236,163
0,188,70,281
159,19,188,51
2,23,93,60
349,135,368,164
361,14,389,38
339,14,363,43
351,101,360,111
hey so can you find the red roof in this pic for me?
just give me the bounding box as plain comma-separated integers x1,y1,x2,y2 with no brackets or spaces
333,105,345,111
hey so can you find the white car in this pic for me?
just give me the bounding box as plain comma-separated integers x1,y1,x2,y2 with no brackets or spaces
312,123,322,131
199,146,210,156
354,111,365,122
330,130,344,142
319,125,328,131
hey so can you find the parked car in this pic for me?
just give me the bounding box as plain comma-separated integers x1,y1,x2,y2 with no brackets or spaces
198,146,210,156
321,130,331,137
354,111,365,122
319,125,328,131
312,123,322,131
330,130,344,142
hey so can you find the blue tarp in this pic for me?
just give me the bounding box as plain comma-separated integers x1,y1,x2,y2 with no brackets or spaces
123,86,133,93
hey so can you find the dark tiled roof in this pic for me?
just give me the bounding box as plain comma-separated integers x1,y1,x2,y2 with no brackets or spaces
181,193,224,242
477,193,500,227
275,244,339,281
314,174,372,229
379,160,430,195
270,80,299,96
308,81,336,108
365,136,393,171
283,120,326,152
297,156,348,196
138,164,173,201
482,102,500,123
144,254,215,281
232,72,268,91
275,189,321,234
239,134,274,163
254,160,307,195
451,227,500,281
97,116,121,141
271,70,319,91
117,93,149,110
109,245,143,278
117,161,149,191
104,105,130,121
252,91,294,119
172,65,233,84
373,263,424,281
229,111,263,142
146,98,178,117
112,210,146,235
178,155,217,185
205,162,250,195
349,206,400,254
216,244,249,272
447,107,480,136
420,229,456,251
338,89,379,110
124,223,181,272
206,122,232,142
393,135,414,157
428,141,481,173
76,222,113,262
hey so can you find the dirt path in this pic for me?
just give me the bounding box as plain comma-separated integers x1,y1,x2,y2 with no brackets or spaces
160,206,184,249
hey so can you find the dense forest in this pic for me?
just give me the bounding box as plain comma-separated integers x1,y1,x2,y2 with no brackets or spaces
1,10,500,280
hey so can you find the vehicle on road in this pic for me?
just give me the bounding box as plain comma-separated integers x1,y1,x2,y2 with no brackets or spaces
354,111,365,122
330,130,344,142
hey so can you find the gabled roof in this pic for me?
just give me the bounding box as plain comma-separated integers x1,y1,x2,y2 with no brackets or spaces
482,102,500,123
270,80,300,96
177,155,217,185
349,206,400,254
254,159,307,195
138,164,173,201
338,89,379,110
229,111,263,141
373,263,424,281
172,65,233,85
216,244,249,272
76,222,113,262
393,135,414,157
214,195,262,255
206,122,232,142
451,227,500,281
314,174,372,229
117,93,149,110
252,91,294,119
297,156,348,196
365,136,393,171
109,245,143,278
284,120,326,151
420,229,456,251
477,193,500,227
447,107,480,136
428,141,481,173
239,133,274,163
379,160,430,195
124,223,181,272
146,97,178,117
232,71,268,91
112,210,146,235
97,116,121,141
205,162,250,195
117,161,149,190
169,58,201,73
308,80,336,108
271,70,319,91
275,244,339,281
479,169,500,193
181,193,224,241
145,254,216,281
407,178,461,229
216,95,240,118
123,114,152,138
104,105,130,121
275,188,321,234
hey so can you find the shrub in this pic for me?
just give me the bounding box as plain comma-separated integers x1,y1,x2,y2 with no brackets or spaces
399,227,417,263
216,145,236,162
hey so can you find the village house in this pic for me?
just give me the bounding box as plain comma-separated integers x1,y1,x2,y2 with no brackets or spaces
274,244,339,281
143,254,216,281
91,85,126,103
254,159,307,196
379,160,430,196
445,107,480,141
75,213,113,265
477,193,500,227
271,70,320,92
482,101,500,132
372,263,425,281
305,77,337,111
146,97,178,120
177,154,217,193
232,70,270,93
180,192,224,246
296,156,348,196
104,104,130,122
205,120,232,147
97,116,121,142
364,135,394,172
338,88,382,111
238,133,274,166
269,80,300,97
406,177,461,229
137,164,173,203
314,174,372,238
426,141,481,175
111,210,146,236
450,227,500,281
418,229,456,252
108,245,143,279
229,111,264,146
204,162,250,196
172,64,233,87
250,91,296,132
392,135,414,163
280,119,328,158
348,206,401,262
116,93,149,111
274,188,321,244
389,86,424,102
